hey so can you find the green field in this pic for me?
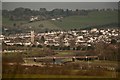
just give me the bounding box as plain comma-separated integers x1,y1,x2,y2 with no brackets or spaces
2,17,28,27
50,11,118,30
55,52,76,56
3,11,118,32
22,20,61,31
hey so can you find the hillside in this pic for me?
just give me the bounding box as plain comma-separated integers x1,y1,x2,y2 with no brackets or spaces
21,20,61,32
2,10,118,34
2,17,60,33
50,11,118,30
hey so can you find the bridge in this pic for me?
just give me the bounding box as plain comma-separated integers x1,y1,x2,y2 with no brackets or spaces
23,56,98,60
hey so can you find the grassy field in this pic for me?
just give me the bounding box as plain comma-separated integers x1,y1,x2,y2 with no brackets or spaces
50,11,118,30
2,11,118,33
3,17,61,33
2,17,28,27
21,20,61,31
55,52,76,57
2,73,116,78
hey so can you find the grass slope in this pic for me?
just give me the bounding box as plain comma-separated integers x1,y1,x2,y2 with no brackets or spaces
3,11,118,32
3,17,61,32
21,20,61,31
51,11,118,30
2,17,27,27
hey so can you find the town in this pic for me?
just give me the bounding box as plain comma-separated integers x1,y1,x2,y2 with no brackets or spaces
2,2,119,78
1,28,120,52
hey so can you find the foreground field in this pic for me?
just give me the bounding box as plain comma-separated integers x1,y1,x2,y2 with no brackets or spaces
2,50,119,78
2,64,119,78
3,59,118,78
2,73,117,78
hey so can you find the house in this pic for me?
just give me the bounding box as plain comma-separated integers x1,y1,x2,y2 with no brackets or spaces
57,18,60,20
51,18,56,21
5,42,14,46
0,35,4,40
91,28,97,33
64,42,70,46
30,17,34,22
23,42,31,46
30,16,38,22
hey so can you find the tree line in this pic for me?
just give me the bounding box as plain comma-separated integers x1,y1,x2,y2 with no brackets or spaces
2,7,117,21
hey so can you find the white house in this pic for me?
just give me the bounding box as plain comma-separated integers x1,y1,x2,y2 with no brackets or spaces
51,18,56,21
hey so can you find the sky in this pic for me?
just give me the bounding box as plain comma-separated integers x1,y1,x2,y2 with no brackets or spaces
2,2,118,11
1,0,120,2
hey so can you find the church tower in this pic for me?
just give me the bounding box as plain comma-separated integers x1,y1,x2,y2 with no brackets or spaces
31,31,35,44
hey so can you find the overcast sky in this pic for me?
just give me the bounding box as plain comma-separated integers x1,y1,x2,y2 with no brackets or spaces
2,2,118,11
1,0,120,2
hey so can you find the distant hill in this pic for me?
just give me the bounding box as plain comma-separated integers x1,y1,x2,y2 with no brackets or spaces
50,11,118,30
2,10,118,34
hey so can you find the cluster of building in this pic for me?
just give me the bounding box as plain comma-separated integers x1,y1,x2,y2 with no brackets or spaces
29,16,63,22
1,28,120,51
38,28,120,48
30,16,39,22
51,17,63,21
